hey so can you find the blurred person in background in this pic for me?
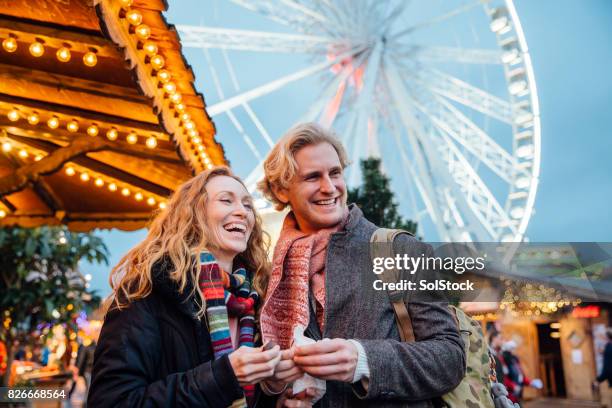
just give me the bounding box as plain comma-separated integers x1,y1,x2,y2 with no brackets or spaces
501,340,543,404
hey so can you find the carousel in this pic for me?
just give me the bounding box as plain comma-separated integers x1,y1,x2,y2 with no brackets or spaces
0,0,226,232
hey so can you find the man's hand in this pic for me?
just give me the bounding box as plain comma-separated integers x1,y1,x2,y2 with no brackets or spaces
275,387,316,408
272,347,304,383
293,338,358,382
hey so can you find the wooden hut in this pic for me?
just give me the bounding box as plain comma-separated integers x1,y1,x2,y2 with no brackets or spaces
0,0,225,231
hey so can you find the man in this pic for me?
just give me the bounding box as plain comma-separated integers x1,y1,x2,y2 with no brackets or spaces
501,340,542,404
489,331,505,384
595,328,612,408
257,123,465,407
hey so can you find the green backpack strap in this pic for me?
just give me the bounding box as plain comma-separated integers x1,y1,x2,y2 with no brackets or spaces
370,228,416,343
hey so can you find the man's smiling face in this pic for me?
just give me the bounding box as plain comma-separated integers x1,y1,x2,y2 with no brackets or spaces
274,142,347,234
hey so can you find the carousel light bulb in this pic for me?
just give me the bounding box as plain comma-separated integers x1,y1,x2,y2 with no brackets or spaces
67,120,79,133
108,183,117,192
145,136,157,149
106,128,118,141
27,112,40,125
29,41,44,57
34,154,42,161
192,137,202,145
56,47,71,62
150,54,164,70
121,187,130,196
18,149,28,158
83,51,97,67
0,209,6,218
7,109,19,122
159,202,167,210
126,132,138,144
2,142,12,152
197,144,205,152
180,112,190,122
188,129,198,138
2,37,17,52
143,41,158,56
183,120,194,130
134,192,143,201
80,172,90,182
94,178,104,187
135,24,151,40
206,163,214,169
126,10,143,26
87,125,99,137
170,93,182,104
65,166,76,176
47,116,59,129
157,69,171,83
174,102,185,112
163,82,176,94
146,197,156,206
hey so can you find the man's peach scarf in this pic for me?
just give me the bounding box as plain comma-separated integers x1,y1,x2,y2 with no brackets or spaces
260,210,347,349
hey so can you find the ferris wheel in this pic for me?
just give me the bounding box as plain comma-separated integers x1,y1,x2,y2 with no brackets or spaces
176,0,540,243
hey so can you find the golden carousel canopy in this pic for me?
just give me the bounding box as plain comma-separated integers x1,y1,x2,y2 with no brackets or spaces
0,0,226,231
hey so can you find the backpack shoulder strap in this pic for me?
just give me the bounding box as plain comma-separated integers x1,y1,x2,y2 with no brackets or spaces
370,228,415,343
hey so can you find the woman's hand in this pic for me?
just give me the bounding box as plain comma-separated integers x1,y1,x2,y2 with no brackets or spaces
228,345,281,386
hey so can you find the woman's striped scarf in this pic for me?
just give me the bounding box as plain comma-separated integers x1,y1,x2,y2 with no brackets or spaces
198,251,259,408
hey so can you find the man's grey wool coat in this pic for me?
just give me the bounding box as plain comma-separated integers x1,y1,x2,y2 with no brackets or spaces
303,204,466,408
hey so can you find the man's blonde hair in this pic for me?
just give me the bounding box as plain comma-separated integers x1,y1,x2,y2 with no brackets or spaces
257,122,349,210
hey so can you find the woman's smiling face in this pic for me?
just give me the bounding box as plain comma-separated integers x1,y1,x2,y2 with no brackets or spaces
205,175,255,261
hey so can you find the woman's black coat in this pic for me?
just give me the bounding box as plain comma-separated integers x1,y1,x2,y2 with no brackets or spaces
88,260,248,407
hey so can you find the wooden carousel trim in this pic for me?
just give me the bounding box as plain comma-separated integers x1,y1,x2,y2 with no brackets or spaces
0,64,159,122
32,178,64,212
94,0,225,172
0,128,183,165
0,96,169,141
0,134,172,197
10,150,64,212
0,16,120,59
0,212,153,232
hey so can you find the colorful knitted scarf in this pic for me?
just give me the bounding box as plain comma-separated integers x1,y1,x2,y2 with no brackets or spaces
198,251,259,408
260,210,348,349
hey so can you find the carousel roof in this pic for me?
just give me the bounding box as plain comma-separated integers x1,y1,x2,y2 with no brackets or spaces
0,0,225,231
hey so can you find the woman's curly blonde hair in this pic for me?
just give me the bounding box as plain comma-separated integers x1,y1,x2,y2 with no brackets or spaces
257,122,349,210
106,166,270,319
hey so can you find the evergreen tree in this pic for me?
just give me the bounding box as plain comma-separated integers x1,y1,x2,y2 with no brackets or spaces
0,226,109,385
348,157,418,235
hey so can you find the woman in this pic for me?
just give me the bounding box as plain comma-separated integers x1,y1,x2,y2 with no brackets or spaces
88,167,282,407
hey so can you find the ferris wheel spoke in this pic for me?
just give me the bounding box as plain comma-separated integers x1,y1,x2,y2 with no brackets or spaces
410,88,521,184
389,1,482,40
381,71,451,240
300,50,369,125
201,48,263,161
382,108,446,238
177,25,330,53
229,0,327,29
386,60,513,241
394,45,502,65
429,128,518,240
220,49,275,148
207,46,364,117
416,69,514,124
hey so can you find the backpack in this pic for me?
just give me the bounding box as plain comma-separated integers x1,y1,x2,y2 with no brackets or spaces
370,228,517,408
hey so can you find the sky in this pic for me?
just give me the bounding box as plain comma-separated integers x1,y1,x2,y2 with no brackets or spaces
86,0,612,296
